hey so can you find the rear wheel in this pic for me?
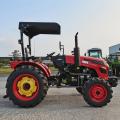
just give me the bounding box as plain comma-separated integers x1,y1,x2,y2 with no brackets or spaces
6,66,46,107
83,79,113,107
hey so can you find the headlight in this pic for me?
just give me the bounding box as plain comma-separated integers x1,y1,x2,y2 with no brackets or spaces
100,67,107,74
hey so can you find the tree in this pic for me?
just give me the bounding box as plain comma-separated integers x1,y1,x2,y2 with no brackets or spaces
10,50,21,60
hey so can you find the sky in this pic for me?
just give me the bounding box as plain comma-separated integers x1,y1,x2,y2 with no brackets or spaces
0,0,120,57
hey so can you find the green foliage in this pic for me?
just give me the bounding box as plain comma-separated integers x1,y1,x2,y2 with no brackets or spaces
10,50,21,60
0,67,13,75
110,61,120,69
0,59,10,65
0,63,4,67
111,61,120,65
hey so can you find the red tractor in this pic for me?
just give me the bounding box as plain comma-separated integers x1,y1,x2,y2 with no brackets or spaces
5,22,118,107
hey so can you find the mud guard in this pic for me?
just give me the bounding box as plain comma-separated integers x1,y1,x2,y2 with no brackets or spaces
10,61,51,78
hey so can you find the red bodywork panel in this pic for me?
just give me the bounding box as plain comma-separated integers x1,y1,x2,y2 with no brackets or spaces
65,55,109,80
10,61,51,78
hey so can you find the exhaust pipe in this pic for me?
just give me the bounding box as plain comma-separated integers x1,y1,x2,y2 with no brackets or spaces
74,32,80,68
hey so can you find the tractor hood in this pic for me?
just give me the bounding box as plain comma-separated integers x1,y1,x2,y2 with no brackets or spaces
65,55,109,68
81,56,109,67
19,22,61,38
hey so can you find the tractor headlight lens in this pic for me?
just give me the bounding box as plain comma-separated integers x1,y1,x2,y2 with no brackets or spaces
100,67,107,74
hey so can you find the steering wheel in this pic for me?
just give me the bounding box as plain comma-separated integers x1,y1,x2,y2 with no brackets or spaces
46,52,55,58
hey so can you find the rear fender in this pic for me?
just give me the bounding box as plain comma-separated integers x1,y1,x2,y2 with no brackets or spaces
10,61,51,78
41,63,51,76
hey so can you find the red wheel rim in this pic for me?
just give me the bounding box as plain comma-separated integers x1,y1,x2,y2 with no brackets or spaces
13,74,39,101
88,84,107,103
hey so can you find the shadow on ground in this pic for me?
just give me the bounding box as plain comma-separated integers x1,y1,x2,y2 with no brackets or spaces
0,93,88,110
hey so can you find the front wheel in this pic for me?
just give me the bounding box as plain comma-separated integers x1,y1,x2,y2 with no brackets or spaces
83,79,113,107
6,66,46,107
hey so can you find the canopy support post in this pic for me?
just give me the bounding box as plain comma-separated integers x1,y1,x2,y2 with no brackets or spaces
28,37,31,55
19,31,25,60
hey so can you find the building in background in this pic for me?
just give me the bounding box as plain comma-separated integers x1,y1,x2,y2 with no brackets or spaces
109,43,120,76
109,44,120,61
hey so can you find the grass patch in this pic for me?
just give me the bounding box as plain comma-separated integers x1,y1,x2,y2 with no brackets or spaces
0,67,13,75
49,66,58,72
0,66,58,75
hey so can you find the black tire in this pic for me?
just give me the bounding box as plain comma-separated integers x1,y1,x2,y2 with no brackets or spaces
83,79,113,107
42,76,49,97
6,66,46,108
110,82,118,87
108,78,118,87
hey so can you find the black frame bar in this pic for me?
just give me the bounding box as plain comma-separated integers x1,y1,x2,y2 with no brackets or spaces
20,31,25,60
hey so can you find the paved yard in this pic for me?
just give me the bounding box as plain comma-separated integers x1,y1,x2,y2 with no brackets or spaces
0,78,120,120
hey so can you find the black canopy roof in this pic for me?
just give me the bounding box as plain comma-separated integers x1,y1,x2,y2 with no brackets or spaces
19,22,61,38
